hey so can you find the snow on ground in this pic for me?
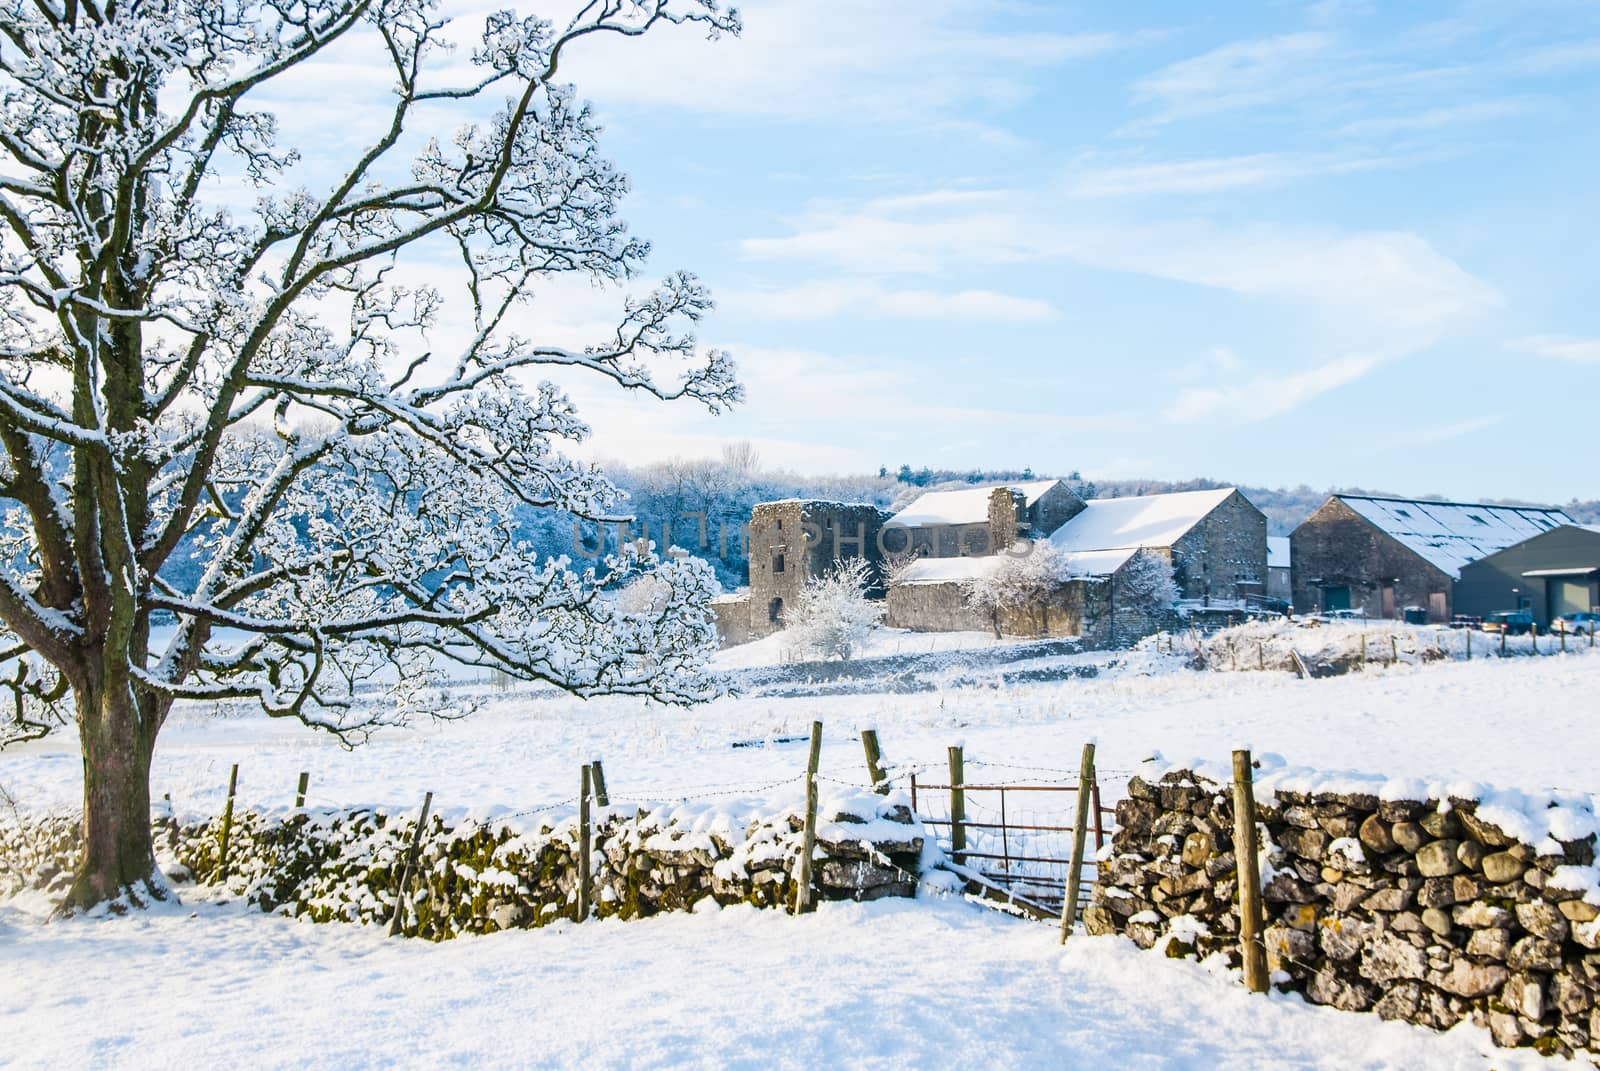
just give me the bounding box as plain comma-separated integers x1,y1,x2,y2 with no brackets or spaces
5,643,1599,1070
3,643,1597,825
710,626,1009,670
0,892,1575,1071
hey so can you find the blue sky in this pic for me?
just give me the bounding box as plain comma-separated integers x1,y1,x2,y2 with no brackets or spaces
290,1,1600,503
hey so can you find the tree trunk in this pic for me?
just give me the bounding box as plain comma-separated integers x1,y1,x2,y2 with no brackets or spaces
62,685,163,911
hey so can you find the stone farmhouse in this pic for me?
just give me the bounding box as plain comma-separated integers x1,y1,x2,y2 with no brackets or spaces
884,485,1267,645
1290,494,1574,622
1454,523,1600,627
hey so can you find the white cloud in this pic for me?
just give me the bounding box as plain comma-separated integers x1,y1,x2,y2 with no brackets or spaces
1513,334,1600,364
723,281,1054,323
1162,352,1381,424
742,195,1498,343
1337,97,1539,137
558,0,1127,127
1128,32,1336,125
1063,152,1392,197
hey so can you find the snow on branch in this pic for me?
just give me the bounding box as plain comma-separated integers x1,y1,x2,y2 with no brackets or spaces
0,0,742,746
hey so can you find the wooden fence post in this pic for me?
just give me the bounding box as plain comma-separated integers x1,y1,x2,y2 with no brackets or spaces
1465,628,1471,659
590,758,609,808
1501,628,1507,657
579,765,593,920
1258,641,1265,671
862,729,889,794
948,744,966,867
1390,634,1398,663
795,720,823,915
217,763,239,882
1560,626,1567,654
387,790,434,937
1059,742,1097,943
294,771,309,809
1232,750,1269,993
1359,633,1366,667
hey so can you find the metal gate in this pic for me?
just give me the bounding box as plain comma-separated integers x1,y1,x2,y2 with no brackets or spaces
909,766,1115,922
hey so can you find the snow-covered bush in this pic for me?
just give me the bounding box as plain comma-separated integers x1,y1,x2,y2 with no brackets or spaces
1117,550,1180,613
782,558,884,661
961,540,1073,637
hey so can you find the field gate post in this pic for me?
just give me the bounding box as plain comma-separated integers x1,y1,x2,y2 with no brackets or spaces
590,758,610,808
1231,750,1269,993
388,790,434,938
795,720,823,915
862,729,889,794
947,745,966,867
217,763,239,882
294,771,308,810
1059,741,1096,944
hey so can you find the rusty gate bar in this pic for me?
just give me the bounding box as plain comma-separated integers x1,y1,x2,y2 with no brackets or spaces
1092,781,1106,851
999,785,1010,877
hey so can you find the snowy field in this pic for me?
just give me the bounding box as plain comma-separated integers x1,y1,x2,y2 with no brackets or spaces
2,893,1575,1071
4,642,1599,1069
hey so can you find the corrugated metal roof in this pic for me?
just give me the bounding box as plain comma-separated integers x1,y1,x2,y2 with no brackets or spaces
1333,495,1573,577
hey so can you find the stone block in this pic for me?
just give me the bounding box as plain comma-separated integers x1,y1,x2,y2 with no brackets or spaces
1416,839,1463,877
1391,821,1426,854
1516,900,1569,944
1465,927,1511,960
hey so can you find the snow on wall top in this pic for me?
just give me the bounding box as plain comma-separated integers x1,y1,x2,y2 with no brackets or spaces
1049,487,1236,553
1268,536,1291,569
1333,495,1573,578
885,480,1062,529
1152,752,1599,893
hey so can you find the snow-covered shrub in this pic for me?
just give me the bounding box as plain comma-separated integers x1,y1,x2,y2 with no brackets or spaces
961,540,1073,637
1117,549,1180,613
782,558,884,661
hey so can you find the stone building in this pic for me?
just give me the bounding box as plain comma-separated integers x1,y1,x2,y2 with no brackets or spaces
884,487,1264,646
1289,494,1573,621
710,499,889,644
881,479,1084,558
1454,523,1600,626
1048,487,1268,604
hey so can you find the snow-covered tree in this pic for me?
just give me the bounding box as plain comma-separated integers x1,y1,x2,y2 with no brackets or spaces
1117,550,1180,613
0,0,740,910
962,540,1073,638
781,557,882,662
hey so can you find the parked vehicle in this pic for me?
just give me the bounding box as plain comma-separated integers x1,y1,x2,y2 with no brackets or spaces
1552,611,1600,636
1481,611,1536,635
1449,614,1483,630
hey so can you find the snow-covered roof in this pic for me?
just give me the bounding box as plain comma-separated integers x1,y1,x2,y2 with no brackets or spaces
895,546,1137,586
1060,548,1139,576
895,556,1002,585
1267,536,1291,569
1049,487,1236,553
885,480,1063,529
1332,495,1574,578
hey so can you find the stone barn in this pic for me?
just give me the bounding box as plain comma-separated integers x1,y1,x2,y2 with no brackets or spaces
713,499,890,643
881,479,1084,559
1047,487,1267,605
1454,523,1600,627
1289,494,1573,621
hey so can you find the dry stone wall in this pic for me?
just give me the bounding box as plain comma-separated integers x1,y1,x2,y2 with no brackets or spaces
1,791,927,938
1087,769,1600,1060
